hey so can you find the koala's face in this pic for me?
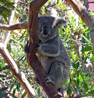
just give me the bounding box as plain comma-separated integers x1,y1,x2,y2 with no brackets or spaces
38,16,66,41
38,23,52,38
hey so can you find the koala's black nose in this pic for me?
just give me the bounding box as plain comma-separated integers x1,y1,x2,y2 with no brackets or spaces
43,26,49,35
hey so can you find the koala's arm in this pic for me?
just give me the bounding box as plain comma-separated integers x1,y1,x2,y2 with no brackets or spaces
37,43,60,57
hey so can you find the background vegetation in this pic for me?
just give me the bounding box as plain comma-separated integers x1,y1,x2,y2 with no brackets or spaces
0,0,94,98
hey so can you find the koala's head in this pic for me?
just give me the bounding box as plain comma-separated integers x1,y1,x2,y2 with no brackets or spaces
38,16,66,42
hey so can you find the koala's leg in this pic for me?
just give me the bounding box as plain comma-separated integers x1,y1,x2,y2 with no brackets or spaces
45,62,64,88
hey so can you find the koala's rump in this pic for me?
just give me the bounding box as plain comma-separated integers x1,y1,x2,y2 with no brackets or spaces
49,62,70,89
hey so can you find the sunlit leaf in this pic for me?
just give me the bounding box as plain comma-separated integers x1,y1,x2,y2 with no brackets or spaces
78,73,83,82
82,34,92,44
71,52,75,61
81,46,92,52
67,86,72,95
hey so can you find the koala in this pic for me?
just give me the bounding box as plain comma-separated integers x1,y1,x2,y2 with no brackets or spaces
24,16,71,96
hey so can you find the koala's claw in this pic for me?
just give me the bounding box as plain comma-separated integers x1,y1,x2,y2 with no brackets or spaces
35,77,40,85
38,40,41,43
36,44,40,49
24,41,30,53
44,76,54,84
36,40,41,49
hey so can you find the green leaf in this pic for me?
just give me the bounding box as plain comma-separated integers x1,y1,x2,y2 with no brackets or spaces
90,28,94,33
16,83,20,91
84,83,88,91
78,73,83,82
1,65,10,71
81,46,92,52
82,34,92,44
90,90,94,96
73,78,77,87
22,91,27,98
10,82,15,91
57,0,60,4
77,78,79,88
0,87,8,92
0,93,7,97
91,54,94,62
71,52,75,61
7,43,11,52
13,88,16,95
73,62,79,69
39,96,42,98
0,74,6,77
67,86,72,96
92,51,94,55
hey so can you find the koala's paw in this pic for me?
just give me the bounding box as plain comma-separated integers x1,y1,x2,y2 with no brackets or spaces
24,41,30,53
36,43,40,49
35,77,40,85
36,40,41,49
44,76,54,84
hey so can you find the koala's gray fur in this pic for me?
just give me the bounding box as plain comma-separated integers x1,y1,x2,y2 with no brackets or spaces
36,16,71,89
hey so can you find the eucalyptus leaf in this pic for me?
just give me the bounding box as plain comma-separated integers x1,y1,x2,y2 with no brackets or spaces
0,93,7,98
81,46,92,52
0,87,8,92
0,74,6,77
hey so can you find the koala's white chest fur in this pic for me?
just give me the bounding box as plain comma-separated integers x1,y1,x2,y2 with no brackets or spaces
36,52,48,70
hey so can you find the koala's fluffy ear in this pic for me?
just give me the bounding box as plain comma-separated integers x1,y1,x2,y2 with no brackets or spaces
55,18,67,27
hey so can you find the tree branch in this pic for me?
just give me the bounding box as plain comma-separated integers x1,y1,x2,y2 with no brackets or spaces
0,22,28,30
65,0,94,46
3,0,19,46
0,43,36,98
27,0,63,98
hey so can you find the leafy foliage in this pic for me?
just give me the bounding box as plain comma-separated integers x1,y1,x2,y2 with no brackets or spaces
0,0,14,22
0,0,94,98
0,65,10,97
60,12,94,97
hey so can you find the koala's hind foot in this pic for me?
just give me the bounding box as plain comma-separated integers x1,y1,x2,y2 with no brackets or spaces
58,87,64,97
45,62,65,89
44,75,55,84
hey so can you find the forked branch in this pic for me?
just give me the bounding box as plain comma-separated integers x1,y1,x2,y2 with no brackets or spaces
27,0,63,98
